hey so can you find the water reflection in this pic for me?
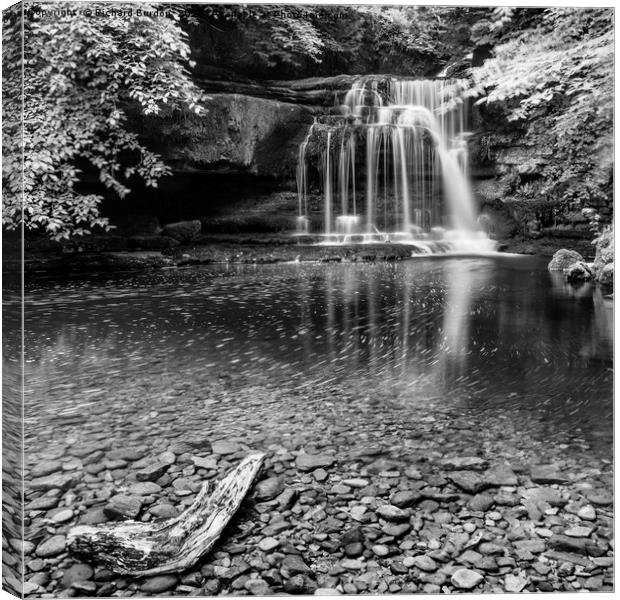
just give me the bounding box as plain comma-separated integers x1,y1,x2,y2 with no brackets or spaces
19,257,612,447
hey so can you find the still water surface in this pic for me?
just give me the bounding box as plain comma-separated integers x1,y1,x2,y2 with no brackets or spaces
20,255,613,452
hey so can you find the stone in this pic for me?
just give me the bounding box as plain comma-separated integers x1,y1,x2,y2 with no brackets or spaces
263,520,291,536
26,494,59,511
245,578,272,595
162,219,201,243
372,544,390,557
149,503,179,519
448,471,490,493
520,486,566,507
484,463,518,486
451,568,484,589
314,588,340,595
172,477,194,491
340,558,364,570
140,575,178,593
513,539,546,554
564,526,593,538
340,526,363,546
390,490,421,508
203,579,221,595
50,508,74,523
313,468,329,481
479,542,505,556
344,542,363,557
283,574,317,594
548,249,584,271
212,440,241,455
544,550,593,568
342,478,369,488
136,462,168,482
382,523,410,538
79,508,108,525
104,495,142,519
258,537,280,552
577,505,597,521
584,489,612,506
441,456,488,471
192,456,217,470
376,504,408,521
296,453,336,471
504,573,528,592
330,483,351,495
31,460,63,478
272,488,295,511
71,580,97,594
128,482,162,496
459,550,484,568
30,472,77,491
281,555,312,576
62,563,94,588
410,555,437,571
469,493,495,512
548,534,588,554
530,465,566,484
36,535,66,557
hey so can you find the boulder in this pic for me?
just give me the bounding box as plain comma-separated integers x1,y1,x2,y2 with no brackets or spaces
548,249,584,271
593,226,614,273
598,262,613,287
162,220,202,243
564,261,592,282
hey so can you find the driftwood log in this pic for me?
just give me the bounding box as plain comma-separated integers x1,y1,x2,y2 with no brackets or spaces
67,452,265,576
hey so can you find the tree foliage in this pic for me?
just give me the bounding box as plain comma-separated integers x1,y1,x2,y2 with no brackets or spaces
3,2,205,239
192,5,484,78
467,8,613,212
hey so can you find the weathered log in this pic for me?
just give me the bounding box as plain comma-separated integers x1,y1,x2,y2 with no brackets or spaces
67,452,265,576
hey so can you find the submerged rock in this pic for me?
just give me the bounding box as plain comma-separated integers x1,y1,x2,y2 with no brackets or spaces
296,453,336,471
548,249,584,271
448,471,490,493
530,465,566,484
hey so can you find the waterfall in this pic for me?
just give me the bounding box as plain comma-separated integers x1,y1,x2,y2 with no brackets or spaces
295,76,495,252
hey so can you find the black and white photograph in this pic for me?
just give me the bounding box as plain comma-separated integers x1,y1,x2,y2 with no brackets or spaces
1,1,615,597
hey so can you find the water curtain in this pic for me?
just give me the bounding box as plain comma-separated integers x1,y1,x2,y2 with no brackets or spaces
296,77,487,247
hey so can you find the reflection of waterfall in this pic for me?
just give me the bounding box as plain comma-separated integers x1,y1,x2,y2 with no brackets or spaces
435,261,489,385
295,77,495,252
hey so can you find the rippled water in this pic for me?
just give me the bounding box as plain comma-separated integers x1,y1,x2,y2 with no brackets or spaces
11,255,611,454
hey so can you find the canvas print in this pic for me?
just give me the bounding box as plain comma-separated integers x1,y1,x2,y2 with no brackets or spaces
2,1,614,597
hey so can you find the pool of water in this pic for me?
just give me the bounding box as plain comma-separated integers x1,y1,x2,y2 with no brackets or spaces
14,254,613,455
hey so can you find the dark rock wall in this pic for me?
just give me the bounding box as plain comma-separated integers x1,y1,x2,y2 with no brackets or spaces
468,102,613,247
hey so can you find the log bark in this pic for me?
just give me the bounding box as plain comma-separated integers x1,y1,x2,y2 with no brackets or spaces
67,452,265,576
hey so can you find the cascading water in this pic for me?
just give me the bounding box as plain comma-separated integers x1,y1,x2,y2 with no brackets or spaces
295,76,496,253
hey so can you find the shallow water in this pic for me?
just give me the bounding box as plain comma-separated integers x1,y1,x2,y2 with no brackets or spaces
16,255,613,454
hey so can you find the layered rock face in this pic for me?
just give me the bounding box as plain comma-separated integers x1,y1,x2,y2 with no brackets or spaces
468,103,612,251
135,93,315,178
